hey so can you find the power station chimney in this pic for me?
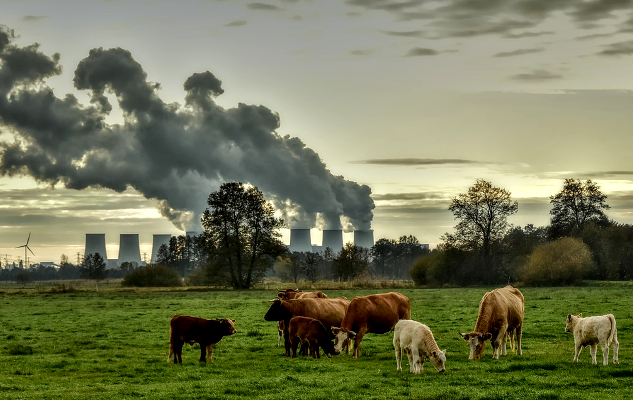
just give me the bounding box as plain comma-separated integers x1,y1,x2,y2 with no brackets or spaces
353,230,374,249
322,229,343,254
118,234,142,265
84,234,107,259
289,229,312,253
151,234,172,264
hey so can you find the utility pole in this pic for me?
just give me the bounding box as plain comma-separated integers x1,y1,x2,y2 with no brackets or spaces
142,252,148,264
76,252,82,265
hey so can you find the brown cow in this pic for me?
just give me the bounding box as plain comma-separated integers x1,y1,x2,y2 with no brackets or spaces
331,292,411,358
264,297,349,356
460,285,524,360
168,315,237,364
277,288,328,300
288,316,339,358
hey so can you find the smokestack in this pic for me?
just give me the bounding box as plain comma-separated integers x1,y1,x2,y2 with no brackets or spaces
151,234,171,264
84,234,107,259
353,230,374,249
322,229,343,254
289,229,312,253
118,234,141,264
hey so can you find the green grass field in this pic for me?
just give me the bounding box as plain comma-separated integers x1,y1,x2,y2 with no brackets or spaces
1,283,632,399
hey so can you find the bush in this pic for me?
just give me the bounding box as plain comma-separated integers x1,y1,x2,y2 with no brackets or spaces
121,264,182,287
520,237,593,286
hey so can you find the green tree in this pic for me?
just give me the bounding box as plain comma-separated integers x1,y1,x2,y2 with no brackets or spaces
332,242,369,281
371,238,397,277
80,253,107,280
201,182,287,289
302,252,322,283
549,178,610,239
520,237,593,286
448,179,518,278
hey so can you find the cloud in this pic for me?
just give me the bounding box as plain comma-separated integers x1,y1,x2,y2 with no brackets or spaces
503,31,554,39
509,69,563,82
494,47,545,57
372,192,447,201
224,20,248,27
247,3,282,11
598,40,633,56
0,26,374,233
382,30,425,38
22,15,48,22
405,47,439,56
353,158,482,166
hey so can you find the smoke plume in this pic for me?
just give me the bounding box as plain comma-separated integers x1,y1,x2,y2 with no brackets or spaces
0,26,374,232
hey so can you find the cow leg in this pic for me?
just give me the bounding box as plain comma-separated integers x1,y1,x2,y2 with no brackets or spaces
283,322,291,357
493,326,507,359
600,342,609,366
573,342,582,362
516,324,523,356
290,336,299,358
612,333,619,365
353,330,367,359
500,331,508,356
405,349,414,373
590,344,597,365
199,344,207,363
207,344,214,363
412,347,423,374
172,339,184,364
395,344,402,372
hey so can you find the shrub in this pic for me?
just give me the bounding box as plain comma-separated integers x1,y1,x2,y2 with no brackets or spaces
121,264,182,287
520,237,593,286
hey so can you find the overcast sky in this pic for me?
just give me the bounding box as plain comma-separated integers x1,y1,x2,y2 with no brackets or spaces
1,0,633,264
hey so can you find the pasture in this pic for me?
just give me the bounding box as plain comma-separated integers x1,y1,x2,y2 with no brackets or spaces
1,283,633,399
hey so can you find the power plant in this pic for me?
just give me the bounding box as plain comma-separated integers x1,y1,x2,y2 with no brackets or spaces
84,234,107,259
321,229,344,253
151,234,172,263
288,228,375,254
353,230,374,250
289,229,312,253
118,234,142,265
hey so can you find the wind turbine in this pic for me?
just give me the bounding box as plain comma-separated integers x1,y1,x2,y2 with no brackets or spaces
16,233,35,268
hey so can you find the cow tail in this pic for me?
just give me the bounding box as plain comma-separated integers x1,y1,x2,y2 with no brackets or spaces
607,314,617,347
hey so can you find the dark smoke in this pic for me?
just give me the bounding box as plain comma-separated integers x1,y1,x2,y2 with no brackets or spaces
0,26,374,232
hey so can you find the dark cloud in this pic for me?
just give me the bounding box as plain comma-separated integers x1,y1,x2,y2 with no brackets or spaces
345,0,632,39
354,158,482,166
494,47,544,57
350,49,373,56
0,28,374,232
598,40,633,56
503,31,554,38
509,69,563,81
405,47,439,56
22,15,48,22
247,3,282,11
372,192,447,201
382,30,425,37
225,20,248,27
576,32,617,40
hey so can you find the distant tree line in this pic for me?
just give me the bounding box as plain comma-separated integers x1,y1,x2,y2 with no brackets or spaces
410,178,633,286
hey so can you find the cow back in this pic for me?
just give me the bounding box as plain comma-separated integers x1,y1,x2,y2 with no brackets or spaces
474,286,524,334
343,292,411,334
282,298,349,329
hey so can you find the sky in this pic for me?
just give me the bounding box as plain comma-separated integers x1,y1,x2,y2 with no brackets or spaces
1,0,633,265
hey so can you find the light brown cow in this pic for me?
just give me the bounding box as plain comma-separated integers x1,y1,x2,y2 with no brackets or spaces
565,313,619,366
393,319,446,374
168,315,237,364
288,316,339,358
264,297,350,356
332,292,411,358
460,285,524,360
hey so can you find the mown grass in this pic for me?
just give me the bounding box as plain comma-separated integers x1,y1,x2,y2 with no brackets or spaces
1,284,632,399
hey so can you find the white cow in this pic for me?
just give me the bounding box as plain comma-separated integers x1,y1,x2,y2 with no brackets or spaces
393,319,446,374
565,313,619,366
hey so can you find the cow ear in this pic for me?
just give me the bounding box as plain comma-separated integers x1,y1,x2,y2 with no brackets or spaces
331,327,340,334
231,319,235,323
482,333,492,340
432,351,437,357
459,333,469,341
348,330,357,338
567,314,572,321
578,313,582,318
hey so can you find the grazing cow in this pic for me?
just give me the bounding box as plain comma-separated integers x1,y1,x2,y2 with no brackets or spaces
264,297,350,356
460,285,524,360
277,288,328,300
565,313,619,366
331,292,411,358
168,315,237,364
393,319,446,374
288,316,339,358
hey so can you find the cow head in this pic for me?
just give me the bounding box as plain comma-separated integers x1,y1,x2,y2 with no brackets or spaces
221,319,237,336
428,349,447,373
565,313,581,333
460,332,492,360
331,327,356,354
264,299,291,321
277,288,302,300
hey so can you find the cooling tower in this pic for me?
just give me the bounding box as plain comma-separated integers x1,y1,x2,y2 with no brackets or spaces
118,234,142,264
84,234,107,259
353,230,375,249
186,231,201,237
322,229,343,254
150,234,172,264
289,229,312,253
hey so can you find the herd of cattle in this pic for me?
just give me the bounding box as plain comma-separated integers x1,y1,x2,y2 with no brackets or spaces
167,285,620,373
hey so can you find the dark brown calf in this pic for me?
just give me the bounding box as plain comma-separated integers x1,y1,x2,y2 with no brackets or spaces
168,315,237,364
288,316,339,359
